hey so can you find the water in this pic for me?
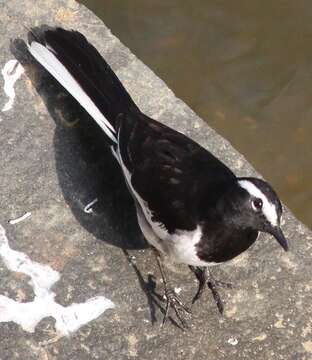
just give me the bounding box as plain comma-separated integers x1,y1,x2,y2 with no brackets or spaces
80,0,311,227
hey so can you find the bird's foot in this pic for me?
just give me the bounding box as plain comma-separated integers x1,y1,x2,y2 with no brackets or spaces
206,275,225,314
213,279,233,289
154,249,191,329
163,287,192,330
190,266,232,314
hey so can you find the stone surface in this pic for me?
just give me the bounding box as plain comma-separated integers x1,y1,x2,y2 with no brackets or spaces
0,0,311,359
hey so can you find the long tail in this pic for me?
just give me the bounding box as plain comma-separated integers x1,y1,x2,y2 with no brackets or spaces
28,28,139,143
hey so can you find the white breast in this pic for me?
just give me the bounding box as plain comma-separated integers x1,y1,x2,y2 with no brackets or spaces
136,208,216,267
168,226,215,266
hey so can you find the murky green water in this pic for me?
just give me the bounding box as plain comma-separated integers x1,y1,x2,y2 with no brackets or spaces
80,0,311,227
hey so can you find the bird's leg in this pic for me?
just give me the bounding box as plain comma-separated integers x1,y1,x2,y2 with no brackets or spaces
206,268,225,314
189,266,207,304
154,249,191,329
190,266,232,314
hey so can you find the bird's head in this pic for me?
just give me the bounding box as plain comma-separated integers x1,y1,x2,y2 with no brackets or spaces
217,177,288,251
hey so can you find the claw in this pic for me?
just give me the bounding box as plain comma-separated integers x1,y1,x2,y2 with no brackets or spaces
154,250,192,329
190,266,233,313
214,279,233,289
162,288,191,329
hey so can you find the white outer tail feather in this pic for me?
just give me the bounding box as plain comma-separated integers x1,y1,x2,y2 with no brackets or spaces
28,42,117,143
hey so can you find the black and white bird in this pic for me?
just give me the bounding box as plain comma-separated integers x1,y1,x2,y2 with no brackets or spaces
28,28,288,328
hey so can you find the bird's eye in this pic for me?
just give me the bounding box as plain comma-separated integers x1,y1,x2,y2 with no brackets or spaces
252,198,263,211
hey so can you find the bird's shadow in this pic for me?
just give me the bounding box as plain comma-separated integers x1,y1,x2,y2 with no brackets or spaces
122,249,189,330
11,32,145,250
10,34,176,325
11,32,201,329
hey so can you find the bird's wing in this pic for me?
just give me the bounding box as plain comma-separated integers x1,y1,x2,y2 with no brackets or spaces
116,113,236,236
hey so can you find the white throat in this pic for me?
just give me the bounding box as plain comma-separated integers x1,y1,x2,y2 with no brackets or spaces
238,179,278,227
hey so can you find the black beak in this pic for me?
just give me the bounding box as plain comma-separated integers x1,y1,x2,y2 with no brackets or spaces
270,227,288,251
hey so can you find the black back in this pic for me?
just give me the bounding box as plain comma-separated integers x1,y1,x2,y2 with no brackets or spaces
118,112,236,233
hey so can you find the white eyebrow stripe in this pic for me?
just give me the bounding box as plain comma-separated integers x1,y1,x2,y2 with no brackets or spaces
238,180,278,226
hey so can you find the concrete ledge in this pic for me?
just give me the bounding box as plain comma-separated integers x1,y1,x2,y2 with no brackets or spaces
0,0,311,359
